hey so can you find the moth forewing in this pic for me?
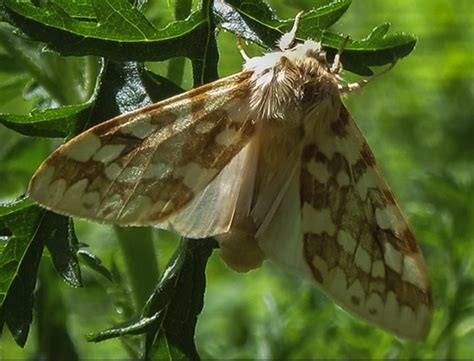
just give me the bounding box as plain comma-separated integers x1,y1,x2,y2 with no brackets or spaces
29,72,256,226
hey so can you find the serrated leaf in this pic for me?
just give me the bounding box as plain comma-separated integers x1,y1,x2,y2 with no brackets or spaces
218,0,351,44
293,0,352,34
0,197,87,345
86,238,218,361
217,0,416,75
323,24,417,75
3,0,214,68
145,238,218,361
0,197,45,346
42,214,82,288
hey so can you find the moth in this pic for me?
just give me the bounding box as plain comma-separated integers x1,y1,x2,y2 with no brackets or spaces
29,12,432,340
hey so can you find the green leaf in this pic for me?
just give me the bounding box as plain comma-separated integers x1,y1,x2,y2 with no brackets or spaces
321,23,417,75
3,0,217,82
0,55,104,138
43,214,82,288
144,238,217,361
0,197,85,345
0,75,31,107
217,0,351,45
87,60,183,130
217,0,416,75
0,197,45,346
87,238,218,361
0,23,101,107
0,102,98,138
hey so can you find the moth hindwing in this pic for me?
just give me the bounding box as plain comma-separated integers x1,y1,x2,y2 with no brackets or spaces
29,14,431,340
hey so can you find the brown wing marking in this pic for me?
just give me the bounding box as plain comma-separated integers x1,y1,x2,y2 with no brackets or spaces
300,100,431,340
29,72,255,225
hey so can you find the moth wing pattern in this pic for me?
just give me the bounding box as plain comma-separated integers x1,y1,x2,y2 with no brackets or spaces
299,98,431,339
157,137,259,238
29,72,255,227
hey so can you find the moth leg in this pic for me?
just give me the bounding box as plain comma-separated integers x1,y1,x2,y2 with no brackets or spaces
339,61,397,93
236,36,250,61
278,10,305,50
331,36,351,74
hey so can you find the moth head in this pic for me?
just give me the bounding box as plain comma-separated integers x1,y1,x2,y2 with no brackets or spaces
300,40,327,64
243,38,338,121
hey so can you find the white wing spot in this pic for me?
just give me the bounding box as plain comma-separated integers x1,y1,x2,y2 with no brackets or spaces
372,260,385,278
383,242,403,274
81,191,100,211
62,179,89,206
307,160,330,183
143,162,172,179
403,256,427,290
375,205,404,231
93,144,126,164
354,246,371,274
165,98,194,133
47,178,67,206
30,166,54,194
336,170,350,186
318,135,361,165
366,293,384,316
105,163,123,181
347,279,365,307
62,135,101,162
355,167,379,200
302,205,336,236
121,118,156,139
174,162,218,189
337,230,357,254
328,267,348,299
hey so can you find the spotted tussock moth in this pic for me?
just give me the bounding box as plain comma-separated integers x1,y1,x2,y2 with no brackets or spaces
29,12,432,340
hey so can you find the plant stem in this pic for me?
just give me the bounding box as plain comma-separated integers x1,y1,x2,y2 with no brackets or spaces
114,226,159,309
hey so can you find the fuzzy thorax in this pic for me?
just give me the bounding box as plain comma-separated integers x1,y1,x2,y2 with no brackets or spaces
244,40,339,121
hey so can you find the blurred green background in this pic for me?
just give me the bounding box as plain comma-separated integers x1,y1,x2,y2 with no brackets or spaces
1,0,473,359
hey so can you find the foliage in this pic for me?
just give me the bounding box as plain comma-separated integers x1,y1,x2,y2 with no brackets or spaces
0,0,472,359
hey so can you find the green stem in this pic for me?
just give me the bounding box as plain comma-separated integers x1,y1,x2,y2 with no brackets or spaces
114,226,159,309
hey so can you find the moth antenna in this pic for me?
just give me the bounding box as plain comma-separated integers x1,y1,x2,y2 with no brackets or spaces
278,11,305,50
331,36,351,74
236,35,250,61
339,61,398,93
